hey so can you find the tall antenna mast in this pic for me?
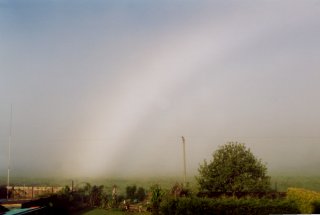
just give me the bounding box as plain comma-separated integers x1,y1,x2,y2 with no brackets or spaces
181,136,186,185
7,104,12,200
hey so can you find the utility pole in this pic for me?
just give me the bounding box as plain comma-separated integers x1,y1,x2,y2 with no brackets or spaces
7,104,13,200
181,136,186,185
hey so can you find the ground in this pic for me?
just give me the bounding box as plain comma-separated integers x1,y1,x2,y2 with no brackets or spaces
73,208,150,215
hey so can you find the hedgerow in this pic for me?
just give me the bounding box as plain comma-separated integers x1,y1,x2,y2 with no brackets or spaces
160,197,299,215
287,187,320,213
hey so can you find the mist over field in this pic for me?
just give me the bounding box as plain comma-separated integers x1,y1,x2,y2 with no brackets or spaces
1,0,320,179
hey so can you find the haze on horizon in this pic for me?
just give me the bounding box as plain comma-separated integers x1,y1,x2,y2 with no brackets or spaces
1,0,320,179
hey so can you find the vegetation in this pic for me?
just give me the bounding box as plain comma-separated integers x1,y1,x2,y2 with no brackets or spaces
197,142,271,194
72,208,150,215
18,182,147,214
4,142,320,215
287,187,320,213
160,196,299,215
125,185,146,202
3,175,320,194
150,184,164,215
170,183,191,198
270,175,320,191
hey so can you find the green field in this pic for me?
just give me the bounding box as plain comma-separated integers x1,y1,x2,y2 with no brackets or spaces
270,175,320,192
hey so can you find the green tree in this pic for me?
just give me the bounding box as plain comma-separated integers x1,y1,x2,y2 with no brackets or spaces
136,187,146,202
89,185,104,207
150,184,164,215
126,185,137,200
197,142,271,194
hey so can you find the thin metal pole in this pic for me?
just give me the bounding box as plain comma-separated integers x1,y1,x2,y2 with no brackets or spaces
182,136,186,185
7,104,12,200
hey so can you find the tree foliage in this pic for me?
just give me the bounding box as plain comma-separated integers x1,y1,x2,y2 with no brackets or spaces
197,142,271,194
125,185,146,202
150,184,164,215
126,185,137,200
160,197,300,215
136,187,146,202
88,185,104,207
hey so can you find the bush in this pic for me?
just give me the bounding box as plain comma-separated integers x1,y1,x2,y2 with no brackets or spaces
125,185,146,202
136,187,146,202
160,197,299,215
150,184,165,215
197,142,271,194
287,187,320,213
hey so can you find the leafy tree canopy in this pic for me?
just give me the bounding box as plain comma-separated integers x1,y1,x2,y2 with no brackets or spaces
197,142,271,194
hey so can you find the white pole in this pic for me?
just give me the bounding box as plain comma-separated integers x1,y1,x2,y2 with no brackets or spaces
7,104,12,200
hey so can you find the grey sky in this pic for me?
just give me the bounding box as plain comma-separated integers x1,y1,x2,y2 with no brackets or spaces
1,0,320,178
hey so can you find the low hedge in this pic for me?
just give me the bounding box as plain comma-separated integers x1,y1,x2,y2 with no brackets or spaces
287,187,320,213
160,197,299,215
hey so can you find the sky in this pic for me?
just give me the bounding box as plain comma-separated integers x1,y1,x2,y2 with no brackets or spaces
1,0,320,178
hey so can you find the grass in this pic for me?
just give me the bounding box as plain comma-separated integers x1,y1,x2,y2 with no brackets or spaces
73,208,120,215
72,208,150,215
270,175,320,192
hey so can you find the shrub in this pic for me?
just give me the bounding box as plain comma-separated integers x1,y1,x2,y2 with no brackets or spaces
126,185,137,200
150,184,165,215
287,187,320,213
197,142,271,194
125,185,146,202
160,197,299,215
